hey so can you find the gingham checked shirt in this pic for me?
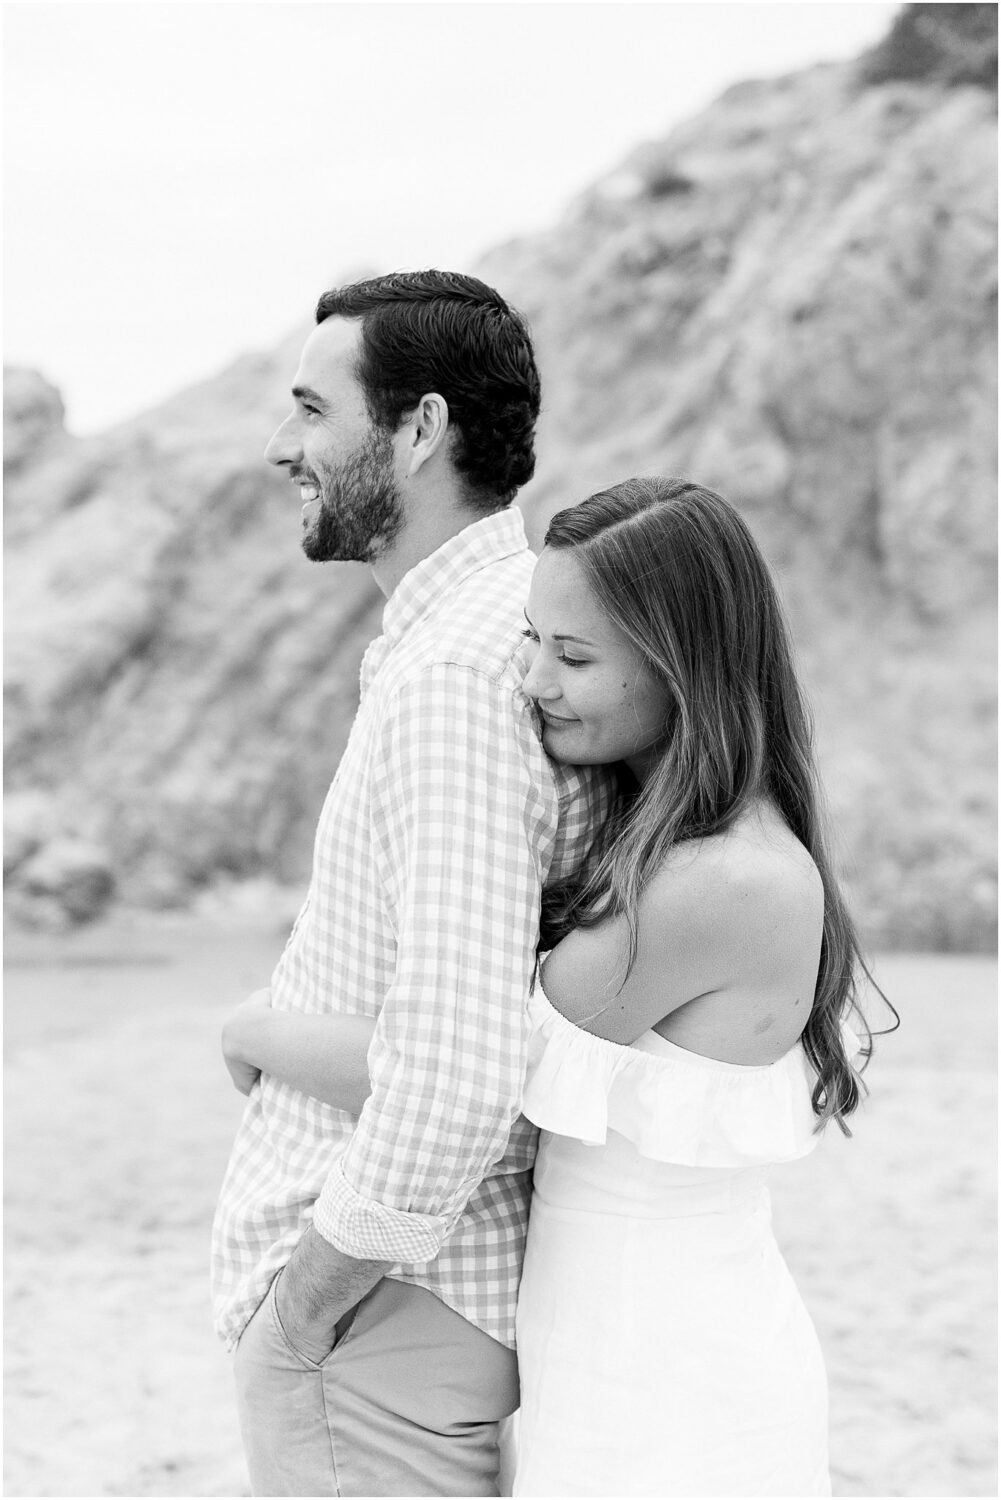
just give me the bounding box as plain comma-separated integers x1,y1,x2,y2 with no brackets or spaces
211,508,610,1351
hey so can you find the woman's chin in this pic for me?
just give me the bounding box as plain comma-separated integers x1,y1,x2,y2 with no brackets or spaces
541,730,570,761
542,730,597,766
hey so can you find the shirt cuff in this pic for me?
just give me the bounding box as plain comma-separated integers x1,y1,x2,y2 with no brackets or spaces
312,1159,449,1263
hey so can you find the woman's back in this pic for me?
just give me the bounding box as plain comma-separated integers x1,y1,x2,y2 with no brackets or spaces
514,803,838,1496
540,798,825,1066
513,825,845,1497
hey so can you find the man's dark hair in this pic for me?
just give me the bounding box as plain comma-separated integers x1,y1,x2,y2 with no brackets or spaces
315,270,541,510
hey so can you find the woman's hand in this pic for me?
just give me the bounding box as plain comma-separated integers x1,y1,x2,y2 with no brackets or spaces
222,988,272,1096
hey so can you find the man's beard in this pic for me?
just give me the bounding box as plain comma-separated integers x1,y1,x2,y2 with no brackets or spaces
300,427,404,564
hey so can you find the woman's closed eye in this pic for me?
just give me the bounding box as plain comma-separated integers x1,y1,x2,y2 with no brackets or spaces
521,628,587,668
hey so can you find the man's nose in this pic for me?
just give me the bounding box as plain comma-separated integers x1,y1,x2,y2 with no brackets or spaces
264,415,301,468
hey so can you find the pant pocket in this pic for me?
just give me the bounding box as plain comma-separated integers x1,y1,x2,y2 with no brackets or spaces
267,1270,358,1371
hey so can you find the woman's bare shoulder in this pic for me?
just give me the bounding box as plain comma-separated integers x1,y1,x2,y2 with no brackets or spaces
641,803,823,935
541,802,823,1044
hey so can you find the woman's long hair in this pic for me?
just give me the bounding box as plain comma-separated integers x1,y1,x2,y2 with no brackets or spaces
540,477,896,1133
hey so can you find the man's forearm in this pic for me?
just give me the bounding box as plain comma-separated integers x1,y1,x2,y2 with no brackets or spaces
276,1223,388,1359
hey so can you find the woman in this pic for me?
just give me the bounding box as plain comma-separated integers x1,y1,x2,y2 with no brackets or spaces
224,477,888,1496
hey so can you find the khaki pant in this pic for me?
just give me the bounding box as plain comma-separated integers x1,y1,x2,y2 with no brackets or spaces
234,1273,520,1497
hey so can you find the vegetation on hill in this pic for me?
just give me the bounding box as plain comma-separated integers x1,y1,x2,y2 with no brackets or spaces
4,7,996,948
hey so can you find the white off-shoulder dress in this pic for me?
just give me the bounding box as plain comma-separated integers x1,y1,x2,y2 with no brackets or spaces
513,986,854,1498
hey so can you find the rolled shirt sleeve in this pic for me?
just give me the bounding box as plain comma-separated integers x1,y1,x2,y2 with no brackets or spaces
311,663,556,1262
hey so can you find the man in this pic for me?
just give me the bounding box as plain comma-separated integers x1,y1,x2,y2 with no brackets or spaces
211,270,608,1497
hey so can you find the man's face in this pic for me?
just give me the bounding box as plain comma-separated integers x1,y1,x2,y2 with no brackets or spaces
265,317,405,563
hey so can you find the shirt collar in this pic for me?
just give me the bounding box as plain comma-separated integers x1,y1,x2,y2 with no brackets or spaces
381,507,530,647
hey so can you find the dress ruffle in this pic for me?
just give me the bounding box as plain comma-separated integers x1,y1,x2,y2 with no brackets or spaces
521,987,862,1169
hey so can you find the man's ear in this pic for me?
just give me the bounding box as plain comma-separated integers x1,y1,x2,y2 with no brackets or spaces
404,393,449,476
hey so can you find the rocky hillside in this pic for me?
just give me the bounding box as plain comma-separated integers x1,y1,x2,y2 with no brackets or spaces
5,7,997,948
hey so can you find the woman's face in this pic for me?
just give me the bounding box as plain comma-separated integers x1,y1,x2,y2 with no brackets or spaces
522,547,671,780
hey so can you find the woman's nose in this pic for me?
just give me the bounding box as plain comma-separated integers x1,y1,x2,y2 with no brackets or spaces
522,651,559,702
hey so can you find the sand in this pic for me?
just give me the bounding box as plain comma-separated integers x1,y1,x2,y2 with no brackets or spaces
3,917,996,1498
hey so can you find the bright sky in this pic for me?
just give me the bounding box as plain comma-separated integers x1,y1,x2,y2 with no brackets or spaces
4,0,899,434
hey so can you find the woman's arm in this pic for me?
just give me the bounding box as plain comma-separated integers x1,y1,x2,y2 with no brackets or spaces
222,990,376,1114
541,831,823,1059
